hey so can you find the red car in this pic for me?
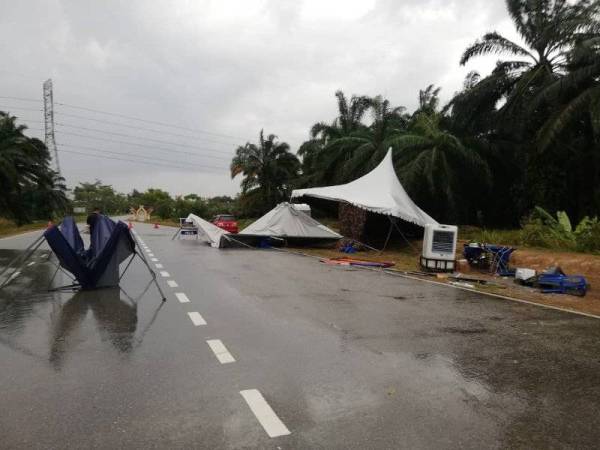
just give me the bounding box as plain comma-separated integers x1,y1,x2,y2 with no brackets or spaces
212,214,239,233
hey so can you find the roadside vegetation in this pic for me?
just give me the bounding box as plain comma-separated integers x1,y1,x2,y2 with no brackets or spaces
0,112,69,225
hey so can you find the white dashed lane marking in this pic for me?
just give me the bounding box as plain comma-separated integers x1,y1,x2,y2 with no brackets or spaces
27,261,35,267
167,280,178,287
160,271,170,277
175,292,190,303
187,312,207,326
148,253,155,257
155,263,164,269
207,339,235,364
151,258,159,262
240,389,291,438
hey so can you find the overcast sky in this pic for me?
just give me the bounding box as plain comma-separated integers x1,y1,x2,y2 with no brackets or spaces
1,0,516,197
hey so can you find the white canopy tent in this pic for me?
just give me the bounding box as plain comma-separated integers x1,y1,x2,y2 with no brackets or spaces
241,202,341,240
291,149,437,227
186,203,341,249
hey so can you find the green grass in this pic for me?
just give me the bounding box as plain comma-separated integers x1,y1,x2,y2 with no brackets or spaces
0,218,48,238
458,226,523,246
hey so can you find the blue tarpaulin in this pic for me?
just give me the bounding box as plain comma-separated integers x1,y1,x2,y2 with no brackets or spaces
44,215,135,289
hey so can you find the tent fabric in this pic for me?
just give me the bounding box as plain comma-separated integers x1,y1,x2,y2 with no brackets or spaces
291,149,438,227
60,217,84,255
186,214,230,248
187,204,341,249
240,203,341,240
44,215,135,289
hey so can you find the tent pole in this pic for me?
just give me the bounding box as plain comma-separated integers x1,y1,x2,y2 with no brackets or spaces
48,283,81,292
390,219,419,254
0,235,47,289
47,265,61,290
381,220,394,253
119,253,136,281
129,233,167,302
0,233,46,281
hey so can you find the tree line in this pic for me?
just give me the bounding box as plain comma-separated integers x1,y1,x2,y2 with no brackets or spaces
0,112,69,225
232,0,600,227
71,181,238,221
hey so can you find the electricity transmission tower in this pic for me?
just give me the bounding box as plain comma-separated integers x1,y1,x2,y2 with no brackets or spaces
43,79,61,175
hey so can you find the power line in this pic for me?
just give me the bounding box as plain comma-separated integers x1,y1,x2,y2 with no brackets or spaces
54,129,234,160
21,125,234,162
55,121,234,148
59,146,228,172
54,110,237,143
55,101,245,140
0,105,43,112
0,96,40,103
60,142,228,170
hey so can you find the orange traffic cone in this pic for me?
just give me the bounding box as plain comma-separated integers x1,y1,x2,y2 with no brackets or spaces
47,220,53,229
154,223,159,229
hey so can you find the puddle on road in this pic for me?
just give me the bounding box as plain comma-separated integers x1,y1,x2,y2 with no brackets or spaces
0,249,164,370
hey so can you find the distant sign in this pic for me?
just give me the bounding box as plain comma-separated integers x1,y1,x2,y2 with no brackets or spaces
73,207,86,214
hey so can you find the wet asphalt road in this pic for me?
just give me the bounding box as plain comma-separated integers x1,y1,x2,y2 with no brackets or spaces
1,223,600,449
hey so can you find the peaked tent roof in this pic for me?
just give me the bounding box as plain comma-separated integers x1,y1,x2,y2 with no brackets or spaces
291,149,438,227
240,203,341,239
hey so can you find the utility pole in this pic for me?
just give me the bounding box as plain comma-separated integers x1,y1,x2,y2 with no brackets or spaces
43,79,61,175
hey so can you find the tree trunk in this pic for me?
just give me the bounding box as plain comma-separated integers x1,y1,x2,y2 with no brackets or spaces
339,203,367,240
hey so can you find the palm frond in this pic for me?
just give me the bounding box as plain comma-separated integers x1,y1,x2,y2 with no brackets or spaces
461,31,534,65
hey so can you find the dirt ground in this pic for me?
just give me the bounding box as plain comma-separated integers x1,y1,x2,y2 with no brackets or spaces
296,240,600,317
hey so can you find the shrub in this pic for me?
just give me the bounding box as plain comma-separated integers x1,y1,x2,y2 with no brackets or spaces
520,207,600,253
574,218,600,253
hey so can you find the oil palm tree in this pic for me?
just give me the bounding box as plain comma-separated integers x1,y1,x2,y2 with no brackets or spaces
394,110,490,220
309,95,408,184
455,0,599,132
535,32,600,149
298,90,370,185
231,130,300,214
0,113,68,224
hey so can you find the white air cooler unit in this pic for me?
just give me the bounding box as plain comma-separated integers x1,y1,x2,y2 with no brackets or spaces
420,224,458,272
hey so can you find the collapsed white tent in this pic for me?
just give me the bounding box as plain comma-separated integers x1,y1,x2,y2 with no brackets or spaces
186,214,229,248
186,203,341,249
241,202,341,241
291,148,437,227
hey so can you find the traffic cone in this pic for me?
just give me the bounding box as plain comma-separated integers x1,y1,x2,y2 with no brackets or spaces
47,220,53,229
154,223,160,229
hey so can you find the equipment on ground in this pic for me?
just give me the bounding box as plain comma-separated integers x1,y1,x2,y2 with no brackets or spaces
520,266,588,297
515,268,536,281
320,257,395,268
420,224,458,272
463,243,516,276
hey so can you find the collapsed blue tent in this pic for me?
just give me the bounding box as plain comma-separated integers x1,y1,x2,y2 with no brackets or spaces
44,215,136,290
